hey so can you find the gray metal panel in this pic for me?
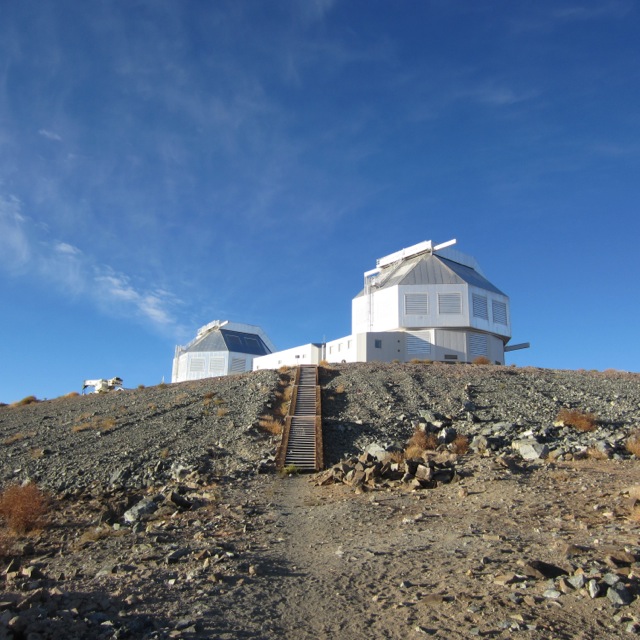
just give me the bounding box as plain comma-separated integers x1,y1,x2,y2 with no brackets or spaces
375,254,505,295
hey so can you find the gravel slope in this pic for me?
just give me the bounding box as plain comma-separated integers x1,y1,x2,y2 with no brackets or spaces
1,363,640,639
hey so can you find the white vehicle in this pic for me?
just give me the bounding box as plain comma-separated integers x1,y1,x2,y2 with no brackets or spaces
82,377,123,394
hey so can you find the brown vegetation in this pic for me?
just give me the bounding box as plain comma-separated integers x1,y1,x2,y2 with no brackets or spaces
258,415,283,436
556,408,598,432
626,431,640,457
450,435,470,454
10,395,40,408
0,483,49,534
472,356,491,365
71,417,117,433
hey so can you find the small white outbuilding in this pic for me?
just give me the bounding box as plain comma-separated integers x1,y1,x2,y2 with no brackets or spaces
172,320,275,383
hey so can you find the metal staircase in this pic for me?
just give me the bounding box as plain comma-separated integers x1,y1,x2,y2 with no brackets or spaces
276,365,323,472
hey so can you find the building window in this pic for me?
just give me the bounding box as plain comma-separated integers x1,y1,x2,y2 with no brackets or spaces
444,354,458,360
472,294,488,320
404,293,429,315
374,339,382,349
492,300,508,325
438,293,462,314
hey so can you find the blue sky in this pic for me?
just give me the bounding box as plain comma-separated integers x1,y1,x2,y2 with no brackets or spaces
1,0,639,403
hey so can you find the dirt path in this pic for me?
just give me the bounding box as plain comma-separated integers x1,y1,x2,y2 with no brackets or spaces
204,457,640,639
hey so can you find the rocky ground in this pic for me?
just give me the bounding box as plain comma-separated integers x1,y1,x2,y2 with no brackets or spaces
1,362,640,638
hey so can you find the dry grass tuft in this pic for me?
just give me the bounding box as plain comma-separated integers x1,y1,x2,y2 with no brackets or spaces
71,417,117,433
407,427,438,452
385,451,405,464
79,526,115,545
334,384,345,394
0,484,49,534
586,447,610,461
3,432,28,445
10,395,40,408
450,435,470,454
158,447,170,459
30,447,45,459
278,365,291,374
216,407,229,418
556,408,598,432
404,444,426,460
626,431,640,457
258,415,283,436
472,356,491,365
0,529,14,559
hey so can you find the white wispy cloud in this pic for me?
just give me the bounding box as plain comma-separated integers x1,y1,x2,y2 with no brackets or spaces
0,195,31,271
38,128,63,142
0,194,183,333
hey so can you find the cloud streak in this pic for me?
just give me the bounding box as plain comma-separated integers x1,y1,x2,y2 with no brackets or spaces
0,194,183,334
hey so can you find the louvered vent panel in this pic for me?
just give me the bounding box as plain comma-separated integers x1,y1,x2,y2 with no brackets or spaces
469,333,488,356
406,334,432,356
472,294,488,319
438,293,462,314
493,301,508,325
230,357,246,373
404,293,429,315
209,357,225,375
189,358,205,373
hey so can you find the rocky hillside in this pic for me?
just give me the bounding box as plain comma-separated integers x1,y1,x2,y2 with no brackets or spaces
1,362,640,640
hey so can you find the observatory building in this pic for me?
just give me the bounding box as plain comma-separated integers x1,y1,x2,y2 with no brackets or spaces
172,320,275,383
254,239,520,369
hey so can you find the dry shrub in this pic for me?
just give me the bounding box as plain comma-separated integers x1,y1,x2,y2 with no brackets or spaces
158,447,170,459
407,427,438,452
335,384,345,394
72,417,116,433
626,431,640,457
278,365,290,374
404,444,426,460
203,391,215,401
30,447,45,459
282,385,294,402
217,407,229,417
3,432,28,445
586,447,610,461
258,415,283,435
450,435,469,454
0,484,49,534
10,395,39,408
472,356,491,365
556,409,598,432
79,526,114,545
385,451,405,464
0,529,14,559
